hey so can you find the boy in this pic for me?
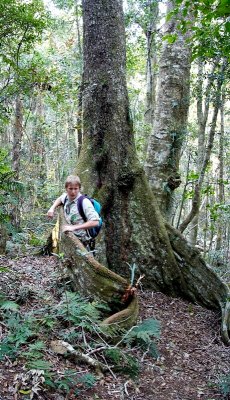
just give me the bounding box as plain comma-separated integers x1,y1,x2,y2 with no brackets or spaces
47,175,100,246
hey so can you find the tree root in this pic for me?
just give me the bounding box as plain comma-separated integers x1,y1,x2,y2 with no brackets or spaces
165,222,230,345
57,209,139,332
221,300,230,346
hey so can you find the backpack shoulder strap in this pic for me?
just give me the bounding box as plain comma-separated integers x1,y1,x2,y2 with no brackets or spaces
77,195,87,222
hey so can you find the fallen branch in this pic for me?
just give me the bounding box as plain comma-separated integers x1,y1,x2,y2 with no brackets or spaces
50,340,108,371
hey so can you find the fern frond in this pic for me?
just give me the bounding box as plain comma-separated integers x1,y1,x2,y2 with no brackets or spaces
0,300,19,311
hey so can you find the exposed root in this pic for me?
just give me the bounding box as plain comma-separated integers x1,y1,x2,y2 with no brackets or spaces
221,300,230,346
56,208,139,332
166,222,230,345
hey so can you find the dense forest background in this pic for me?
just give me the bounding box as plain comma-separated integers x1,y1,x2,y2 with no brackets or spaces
0,0,229,281
0,1,230,399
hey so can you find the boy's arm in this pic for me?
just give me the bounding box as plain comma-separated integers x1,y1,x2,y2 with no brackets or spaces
47,197,63,218
62,219,99,233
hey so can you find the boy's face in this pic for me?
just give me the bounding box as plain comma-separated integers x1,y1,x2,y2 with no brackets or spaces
66,184,80,200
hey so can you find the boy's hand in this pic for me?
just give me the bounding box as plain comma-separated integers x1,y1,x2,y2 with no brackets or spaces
47,209,55,218
62,224,76,233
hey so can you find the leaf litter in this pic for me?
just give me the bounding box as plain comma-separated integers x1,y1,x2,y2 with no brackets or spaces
0,254,229,400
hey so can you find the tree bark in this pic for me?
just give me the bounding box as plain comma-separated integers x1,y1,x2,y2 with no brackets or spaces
12,96,23,178
75,0,83,156
144,0,159,128
61,0,230,344
215,89,225,252
11,95,23,228
145,1,191,220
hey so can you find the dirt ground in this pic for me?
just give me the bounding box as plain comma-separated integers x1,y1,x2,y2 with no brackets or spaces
0,255,229,400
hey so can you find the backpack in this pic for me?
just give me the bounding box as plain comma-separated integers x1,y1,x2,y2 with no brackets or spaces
64,194,102,239
78,195,102,239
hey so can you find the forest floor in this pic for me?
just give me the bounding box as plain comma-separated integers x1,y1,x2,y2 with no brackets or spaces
0,254,229,400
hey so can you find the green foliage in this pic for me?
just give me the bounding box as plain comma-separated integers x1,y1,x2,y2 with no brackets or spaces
183,188,195,200
25,358,55,391
51,370,96,396
0,0,51,114
22,340,46,361
0,285,161,393
163,33,178,44
0,0,50,71
0,289,19,311
36,312,57,330
25,355,97,397
29,234,45,247
125,0,159,34
4,312,38,347
27,359,53,371
218,374,230,397
0,340,18,361
54,291,108,330
105,348,139,378
128,318,161,340
53,0,76,10
0,148,24,226
126,318,161,358
188,170,199,181
169,0,230,59
0,0,49,49
0,300,19,311
77,373,97,389
0,266,10,272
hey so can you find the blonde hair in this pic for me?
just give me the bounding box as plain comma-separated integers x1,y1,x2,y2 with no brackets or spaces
65,175,81,189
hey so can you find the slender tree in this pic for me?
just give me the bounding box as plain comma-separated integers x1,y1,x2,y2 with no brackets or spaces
145,1,192,220
187,60,219,245
11,95,23,228
179,60,227,233
215,89,226,253
144,0,158,127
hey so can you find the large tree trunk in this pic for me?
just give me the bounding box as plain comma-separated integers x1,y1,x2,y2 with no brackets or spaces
145,1,191,220
60,0,230,344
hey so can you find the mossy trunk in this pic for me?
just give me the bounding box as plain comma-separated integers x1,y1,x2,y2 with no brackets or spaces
68,0,230,344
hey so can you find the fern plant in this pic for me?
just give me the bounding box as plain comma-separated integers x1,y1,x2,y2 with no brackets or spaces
218,374,230,397
53,291,109,331
0,293,19,311
22,341,46,361
125,318,161,358
0,340,18,361
53,370,96,396
4,312,38,347
104,348,139,377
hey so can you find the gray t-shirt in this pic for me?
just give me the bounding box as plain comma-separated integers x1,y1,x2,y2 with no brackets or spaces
60,192,100,240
